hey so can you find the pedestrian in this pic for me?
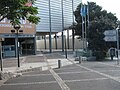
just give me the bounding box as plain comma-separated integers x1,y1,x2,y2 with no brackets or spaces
110,47,115,60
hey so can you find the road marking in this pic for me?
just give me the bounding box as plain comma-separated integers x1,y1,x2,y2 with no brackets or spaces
44,54,70,90
78,64,120,82
97,62,120,68
99,69,120,72
64,78,108,83
67,58,120,83
22,74,52,77
3,81,57,86
57,71,92,75
49,69,70,90
55,67,80,71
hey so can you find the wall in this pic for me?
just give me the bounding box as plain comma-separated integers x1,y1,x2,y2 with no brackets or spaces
36,38,84,50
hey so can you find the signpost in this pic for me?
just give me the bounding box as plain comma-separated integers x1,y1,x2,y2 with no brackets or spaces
104,36,117,41
116,29,119,64
103,30,117,42
104,30,119,64
104,30,117,36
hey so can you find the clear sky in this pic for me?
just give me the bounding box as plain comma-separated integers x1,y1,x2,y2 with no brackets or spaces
82,0,120,20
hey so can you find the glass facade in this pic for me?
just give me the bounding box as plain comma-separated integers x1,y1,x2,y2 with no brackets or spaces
63,0,73,28
35,0,81,33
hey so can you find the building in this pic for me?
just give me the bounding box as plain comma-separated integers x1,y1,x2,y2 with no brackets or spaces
0,0,81,57
0,19,36,57
35,0,81,51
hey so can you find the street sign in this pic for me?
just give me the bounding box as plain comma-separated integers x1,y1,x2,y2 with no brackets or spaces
104,30,117,41
104,36,117,41
104,30,117,36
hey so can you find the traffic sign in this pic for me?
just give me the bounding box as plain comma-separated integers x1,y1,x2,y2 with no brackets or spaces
104,36,117,41
103,30,117,41
104,30,117,36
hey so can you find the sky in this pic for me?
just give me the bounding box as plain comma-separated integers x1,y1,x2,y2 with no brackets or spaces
82,0,120,20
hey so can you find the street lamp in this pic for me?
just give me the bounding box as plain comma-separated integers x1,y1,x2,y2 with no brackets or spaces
11,24,23,67
0,38,4,71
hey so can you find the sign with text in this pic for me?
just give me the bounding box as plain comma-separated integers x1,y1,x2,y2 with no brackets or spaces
104,36,117,41
0,18,35,35
104,30,117,41
104,30,117,36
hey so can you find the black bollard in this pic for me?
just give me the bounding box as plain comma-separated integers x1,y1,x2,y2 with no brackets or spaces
0,73,2,80
79,56,81,64
58,60,61,68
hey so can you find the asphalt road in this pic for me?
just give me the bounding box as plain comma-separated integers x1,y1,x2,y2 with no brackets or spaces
1,58,120,90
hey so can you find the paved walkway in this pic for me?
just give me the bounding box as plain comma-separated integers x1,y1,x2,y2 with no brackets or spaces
0,52,120,90
0,50,74,86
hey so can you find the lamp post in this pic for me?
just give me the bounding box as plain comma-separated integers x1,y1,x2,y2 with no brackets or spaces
0,38,4,71
11,24,22,67
0,45,3,71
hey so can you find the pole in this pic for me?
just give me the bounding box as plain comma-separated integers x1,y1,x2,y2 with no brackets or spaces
34,34,36,55
55,34,58,49
64,35,67,58
15,36,17,57
0,42,3,71
72,0,75,51
49,0,52,53
67,30,69,49
13,24,21,67
80,3,85,50
61,0,64,52
72,30,75,51
87,2,90,49
16,30,20,67
87,2,90,32
44,35,47,49
117,29,119,65
85,14,87,51
82,16,85,50
62,32,64,52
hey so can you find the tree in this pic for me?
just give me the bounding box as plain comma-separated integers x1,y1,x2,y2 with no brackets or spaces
0,0,40,25
74,2,118,60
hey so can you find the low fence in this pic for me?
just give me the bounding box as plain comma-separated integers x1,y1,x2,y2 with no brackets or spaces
36,38,86,50
74,49,92,57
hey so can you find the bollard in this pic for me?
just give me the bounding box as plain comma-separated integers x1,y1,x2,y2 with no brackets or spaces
79,56,81,64
0,73,2,80
58,60,61,68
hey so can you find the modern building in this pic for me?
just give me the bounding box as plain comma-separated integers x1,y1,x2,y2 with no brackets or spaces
0,0,81,57
35,0,81,51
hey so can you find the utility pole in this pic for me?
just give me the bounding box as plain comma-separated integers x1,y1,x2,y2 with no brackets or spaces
117,28,119,65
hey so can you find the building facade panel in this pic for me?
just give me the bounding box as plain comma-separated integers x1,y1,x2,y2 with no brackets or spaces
51,0,62,32
35,0,81,33
35,0,50,33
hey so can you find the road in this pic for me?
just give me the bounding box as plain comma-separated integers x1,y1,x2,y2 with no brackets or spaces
0,52,120,90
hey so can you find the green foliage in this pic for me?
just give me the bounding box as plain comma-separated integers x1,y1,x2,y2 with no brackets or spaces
92,50,106,60
74,2,118,60
0,0,40,25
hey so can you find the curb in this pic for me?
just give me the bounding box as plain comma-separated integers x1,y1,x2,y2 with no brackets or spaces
16,66,42,73
0,66,42,86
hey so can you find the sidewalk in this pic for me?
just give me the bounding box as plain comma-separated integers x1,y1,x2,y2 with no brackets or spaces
0,51,74,86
